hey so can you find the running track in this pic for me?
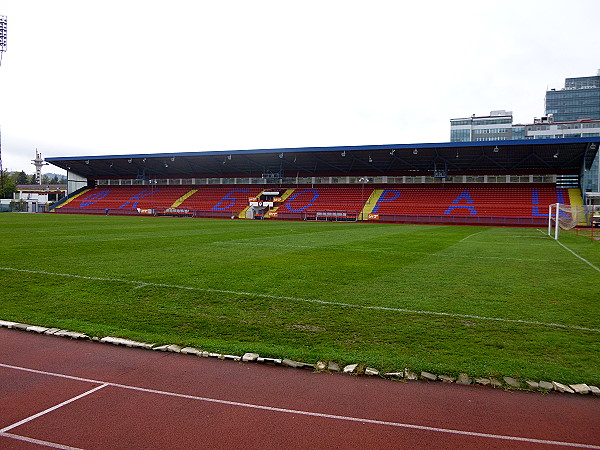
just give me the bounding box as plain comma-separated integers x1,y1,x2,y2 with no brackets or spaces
1,328,599,449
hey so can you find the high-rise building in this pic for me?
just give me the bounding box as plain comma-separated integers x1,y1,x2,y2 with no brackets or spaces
545,75,600,122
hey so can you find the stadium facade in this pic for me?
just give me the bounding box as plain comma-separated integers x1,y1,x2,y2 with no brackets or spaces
44,138,599,225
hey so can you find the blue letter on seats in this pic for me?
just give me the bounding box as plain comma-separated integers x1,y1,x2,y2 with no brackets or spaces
119,190,158,209
212,189,249,210
80,190,110,207
444,190,477,215
285,189,319,212
371,189,400,214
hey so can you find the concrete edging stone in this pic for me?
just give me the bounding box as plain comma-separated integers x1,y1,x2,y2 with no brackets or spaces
1,319,598,397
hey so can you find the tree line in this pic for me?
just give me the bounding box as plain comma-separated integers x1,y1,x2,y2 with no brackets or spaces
0,170,67,198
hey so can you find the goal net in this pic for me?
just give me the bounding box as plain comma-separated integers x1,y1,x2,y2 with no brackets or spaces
547,203,595,239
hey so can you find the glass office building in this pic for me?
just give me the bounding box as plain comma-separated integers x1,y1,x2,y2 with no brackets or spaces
545,75,600,194
545,75,600,122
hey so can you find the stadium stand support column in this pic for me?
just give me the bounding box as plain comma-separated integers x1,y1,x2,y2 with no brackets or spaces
54,189,91,209
361,189,384,220
170,189,198,209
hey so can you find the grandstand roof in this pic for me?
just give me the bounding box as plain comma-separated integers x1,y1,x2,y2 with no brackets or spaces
46,137,599,180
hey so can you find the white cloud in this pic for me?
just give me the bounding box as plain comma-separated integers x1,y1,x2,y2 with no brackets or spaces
0,0,598,173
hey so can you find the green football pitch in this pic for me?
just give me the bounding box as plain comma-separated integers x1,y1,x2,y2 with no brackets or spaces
1,213,598,385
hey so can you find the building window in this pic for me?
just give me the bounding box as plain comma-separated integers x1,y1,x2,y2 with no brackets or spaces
451,129,471,142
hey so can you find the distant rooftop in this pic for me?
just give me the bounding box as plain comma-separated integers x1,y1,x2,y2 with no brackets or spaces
16,184,67,191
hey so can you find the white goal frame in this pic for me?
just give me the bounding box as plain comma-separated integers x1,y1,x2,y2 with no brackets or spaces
548,203,596,240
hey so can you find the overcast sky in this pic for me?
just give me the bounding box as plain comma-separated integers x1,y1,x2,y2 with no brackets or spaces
0,0,598,174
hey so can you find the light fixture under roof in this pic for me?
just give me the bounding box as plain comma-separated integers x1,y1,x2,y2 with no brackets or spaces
493,146,499,153
413,149,418,155
390,149,395,155
341,150,346,157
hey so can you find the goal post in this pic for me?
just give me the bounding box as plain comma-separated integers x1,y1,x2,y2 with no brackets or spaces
548,203,594,239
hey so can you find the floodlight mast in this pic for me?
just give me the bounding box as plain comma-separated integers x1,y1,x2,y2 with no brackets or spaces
0,15,6,65
0,15,6,194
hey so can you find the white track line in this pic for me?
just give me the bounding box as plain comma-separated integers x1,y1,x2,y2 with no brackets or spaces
0,383,108,433
1,267,598,333
1,363,598,449
0,432,84,450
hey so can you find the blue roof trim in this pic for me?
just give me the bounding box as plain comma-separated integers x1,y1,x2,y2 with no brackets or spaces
44,137,600,163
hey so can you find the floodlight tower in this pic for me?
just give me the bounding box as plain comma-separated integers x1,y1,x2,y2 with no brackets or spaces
32,149,48,184
0,15,6,194
0,15,6,67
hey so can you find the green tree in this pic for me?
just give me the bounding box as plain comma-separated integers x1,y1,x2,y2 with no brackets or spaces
0,170,17,199
16,171,29,184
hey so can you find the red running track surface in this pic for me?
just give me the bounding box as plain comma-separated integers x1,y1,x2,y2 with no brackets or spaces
1,328,599,449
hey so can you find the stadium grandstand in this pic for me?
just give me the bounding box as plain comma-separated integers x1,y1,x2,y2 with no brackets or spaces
45,137,599,227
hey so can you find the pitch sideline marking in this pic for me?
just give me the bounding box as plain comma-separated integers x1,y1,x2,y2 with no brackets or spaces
0,266,598,333
459,230,485,242
555,241,600,273
535,229,600,273
0,363,598,449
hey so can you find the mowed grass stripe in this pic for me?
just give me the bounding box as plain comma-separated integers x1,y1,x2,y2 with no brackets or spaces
0,214,598,384
1,266,598,334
